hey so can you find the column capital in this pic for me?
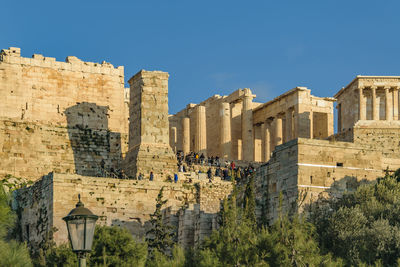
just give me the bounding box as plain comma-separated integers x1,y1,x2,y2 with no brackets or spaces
370,85,378,90
266,117,274,124
277,112,285,118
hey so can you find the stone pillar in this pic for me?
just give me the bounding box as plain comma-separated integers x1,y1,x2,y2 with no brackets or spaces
260,123,265,161
125,70,177,180
285,109,293,141
182,117,190,154
337,103,342,132
309,111,313,139
372,86,378,120
385,87,392,120
170,127,177,152
275,115,283,146
241,91,254,161
358,87,366,120
292,106,298,139
393,88,399,120
220,102,231,159
263,121,271,162
194,105,207,154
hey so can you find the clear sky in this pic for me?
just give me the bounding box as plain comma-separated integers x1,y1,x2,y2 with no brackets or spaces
1,1,399,114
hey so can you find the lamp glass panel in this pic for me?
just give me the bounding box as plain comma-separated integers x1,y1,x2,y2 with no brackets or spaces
84,218,96,250
67,218,85,251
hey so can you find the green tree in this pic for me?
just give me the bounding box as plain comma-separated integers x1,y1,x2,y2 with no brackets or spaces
243,173,256,225
262,215,338,266
146,245,186,267
312,171,400,266
197,192,264,266
194,174,340,266
146,187,174,258
0,239,33,267
0,183,32,267
39,225,147,267
89,225,147,267
45,243,77,267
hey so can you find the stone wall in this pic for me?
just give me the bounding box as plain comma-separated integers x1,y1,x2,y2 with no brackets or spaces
352,120,400,170
255,137,387,223
0,119,128,180
14,172,232,248
124,70,177,180
0,47,129,180
0,47,128,134
13,173,53,250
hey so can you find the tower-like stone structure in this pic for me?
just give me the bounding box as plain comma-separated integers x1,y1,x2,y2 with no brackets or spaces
125,70,177,180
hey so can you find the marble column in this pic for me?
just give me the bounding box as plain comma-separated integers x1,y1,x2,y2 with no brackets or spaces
275,115,283,146
372,86,378,120
358,87,366,120
220,102,231,159
242,95,254,161
263,121,271,162
260,122,265,161
285,109,293,141
170,127,177,152
385,87,392,120
195,105,207,154
309,111,314,139
182,117,190,154
393,88,399,120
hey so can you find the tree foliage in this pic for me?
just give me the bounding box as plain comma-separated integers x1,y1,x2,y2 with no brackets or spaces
146,186,174,258
90,225,147,267
191,175,340,266
0,183,32,267
146,245,186,267
311,171,400,266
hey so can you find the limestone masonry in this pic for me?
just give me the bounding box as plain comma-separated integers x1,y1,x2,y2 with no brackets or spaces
1,47,399,248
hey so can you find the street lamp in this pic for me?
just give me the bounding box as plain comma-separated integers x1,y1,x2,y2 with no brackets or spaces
63,194,98,267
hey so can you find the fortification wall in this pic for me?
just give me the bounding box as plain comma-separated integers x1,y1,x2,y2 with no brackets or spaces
13,173,53,250
0,47,128,133
0,118,128,180
0,47,129,180
256,138,387,223
15,173,232,248
353,120,400,170
124,70,177,179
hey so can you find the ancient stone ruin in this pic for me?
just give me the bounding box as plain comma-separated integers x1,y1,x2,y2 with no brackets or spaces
1,47,400,249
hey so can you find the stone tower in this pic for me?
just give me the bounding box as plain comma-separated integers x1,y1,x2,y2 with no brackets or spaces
124,70,177,180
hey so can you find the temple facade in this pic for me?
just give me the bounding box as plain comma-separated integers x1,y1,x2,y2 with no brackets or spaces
169,87,335,163
335,76,400,131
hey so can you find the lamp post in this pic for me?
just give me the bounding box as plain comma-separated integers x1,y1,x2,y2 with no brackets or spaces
63,194,98,267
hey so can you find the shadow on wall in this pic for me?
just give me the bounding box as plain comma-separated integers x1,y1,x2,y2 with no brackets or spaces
111,218,152,240
65,102,122,177
111,206,218,248
299,175,372,214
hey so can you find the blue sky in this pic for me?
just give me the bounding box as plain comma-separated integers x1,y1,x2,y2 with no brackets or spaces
1,1,399,114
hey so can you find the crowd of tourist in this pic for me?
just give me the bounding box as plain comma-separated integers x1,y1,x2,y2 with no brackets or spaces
98,151,257,183
176,151,224,167
176,150,256,183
